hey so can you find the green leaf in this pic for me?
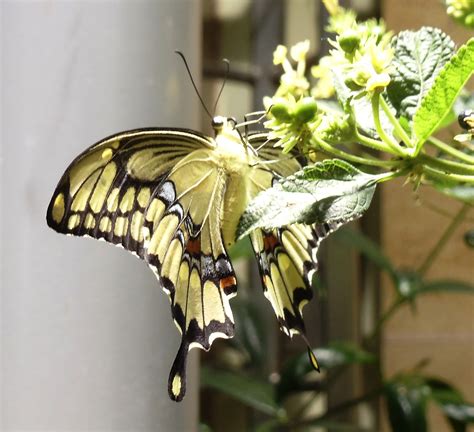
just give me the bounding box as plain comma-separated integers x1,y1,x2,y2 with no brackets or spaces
387,27,455,121
276,342,375,402
426,378,474,431
434,185,474,204
385,378,430,432
414,37,474,152
199,424,213,432
237,159,382,239
333,228,398,282
200,366,280,416
418,280,474,295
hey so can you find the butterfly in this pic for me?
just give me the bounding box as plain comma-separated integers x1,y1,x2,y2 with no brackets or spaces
46,115,341,401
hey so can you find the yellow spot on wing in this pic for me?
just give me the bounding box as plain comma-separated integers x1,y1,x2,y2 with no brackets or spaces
281,230,310,274
146,198,165,224
69,148,113,195
161,238,183,288
137,187,151,208
114,216,129,237
171,374,182,398
84,213,96,229
101,148,113,160
107,188,120,212
99,216,112,233
148,214,179,261
119,187,135,213
71,171,100,212
67,214,80,230
89,163,116,213
130,211,144,242
270,262,293,315
187,268,204,330
278,253,305,299
308,347,320,372
174,261,190,331
52,193,65,223
203,281,225,325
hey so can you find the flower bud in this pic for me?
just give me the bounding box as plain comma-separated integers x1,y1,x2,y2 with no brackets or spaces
270,102,292,123
294,97,318,123
338,29,360,54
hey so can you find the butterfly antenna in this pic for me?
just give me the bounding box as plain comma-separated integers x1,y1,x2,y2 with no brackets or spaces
175,50,212,120
212,58,230,116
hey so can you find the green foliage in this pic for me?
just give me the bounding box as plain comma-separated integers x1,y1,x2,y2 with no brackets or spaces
387,27,455,121
414,37,474,152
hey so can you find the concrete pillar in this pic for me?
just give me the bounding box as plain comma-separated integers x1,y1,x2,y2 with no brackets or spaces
1,1,200,430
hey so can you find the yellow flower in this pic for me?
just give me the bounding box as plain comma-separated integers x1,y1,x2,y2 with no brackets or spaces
273,45,288,65
366,72,391,92
290,40,310,62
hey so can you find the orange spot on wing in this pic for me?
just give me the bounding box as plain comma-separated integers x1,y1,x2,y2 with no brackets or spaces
219,276,236,290
186,238,201,254
263,234,278,251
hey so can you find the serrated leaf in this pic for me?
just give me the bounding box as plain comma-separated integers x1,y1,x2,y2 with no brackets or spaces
387,27,455,121
414,37,474,151
200,366,280,416
237,159,382,239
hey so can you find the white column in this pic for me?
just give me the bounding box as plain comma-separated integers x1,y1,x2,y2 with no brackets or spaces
1,1,200,430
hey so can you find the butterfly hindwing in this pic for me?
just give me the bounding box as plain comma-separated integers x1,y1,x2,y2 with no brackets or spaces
251,222,344,338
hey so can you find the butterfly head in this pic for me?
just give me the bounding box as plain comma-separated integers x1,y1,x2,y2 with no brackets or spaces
211,116,236,134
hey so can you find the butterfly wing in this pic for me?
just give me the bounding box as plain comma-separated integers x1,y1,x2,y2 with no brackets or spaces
47,128,237,401
247,133,343,350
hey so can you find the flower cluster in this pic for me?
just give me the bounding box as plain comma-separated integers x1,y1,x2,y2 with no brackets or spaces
264,40,319,153
271,40,311,99
313,13,393,98
446,0,474,28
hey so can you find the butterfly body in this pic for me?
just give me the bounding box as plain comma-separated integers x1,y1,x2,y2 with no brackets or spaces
47,116,337,401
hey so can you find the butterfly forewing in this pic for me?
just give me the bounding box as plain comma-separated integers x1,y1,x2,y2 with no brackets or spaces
47,127,237,401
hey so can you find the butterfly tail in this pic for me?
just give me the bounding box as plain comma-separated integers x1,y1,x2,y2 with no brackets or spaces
168,341,189,402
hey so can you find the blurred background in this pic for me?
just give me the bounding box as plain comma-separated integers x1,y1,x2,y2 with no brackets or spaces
1,1,472,431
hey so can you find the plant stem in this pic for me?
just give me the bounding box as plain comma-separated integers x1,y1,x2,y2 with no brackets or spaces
354,129,395,153
418,203,470,276
428,136,474,165
423,165,474,184
379,96,414,148
371,93,406,156
420,154,474,175
312,136,399,168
